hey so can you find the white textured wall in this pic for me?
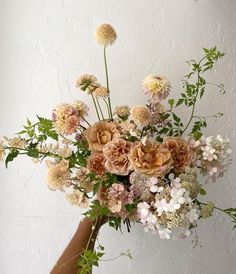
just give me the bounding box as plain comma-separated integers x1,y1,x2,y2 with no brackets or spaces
0,1,236,273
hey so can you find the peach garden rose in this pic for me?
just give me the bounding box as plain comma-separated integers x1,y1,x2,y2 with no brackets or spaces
103,138,133,175
129,141,173,176
84,121,120,152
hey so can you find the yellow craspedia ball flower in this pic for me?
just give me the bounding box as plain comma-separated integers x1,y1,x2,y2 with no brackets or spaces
94,23,117,46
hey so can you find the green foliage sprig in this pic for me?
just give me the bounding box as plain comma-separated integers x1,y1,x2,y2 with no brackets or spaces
155,47,225,142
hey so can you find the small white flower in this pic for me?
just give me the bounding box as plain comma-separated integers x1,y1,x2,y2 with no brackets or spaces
150,185,163,193
168,173,175,180
155,198,169,216
172,177,181,188
149,177,158,185
216,135,223,143
146,213,158,225
187,208,199,223
147,177,161,193
206,136,213,144
168,199,181,212
150,185,158,193
158,228,172,240
183,191,192,204
137,202,150,221
209,167,218,176
170,188,186,204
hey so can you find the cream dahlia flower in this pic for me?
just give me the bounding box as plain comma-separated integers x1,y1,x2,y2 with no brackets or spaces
143,74,171,102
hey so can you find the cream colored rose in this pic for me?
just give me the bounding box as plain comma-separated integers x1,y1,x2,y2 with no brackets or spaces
103,139,133,175
162,137,193,172
129,141,173,176
84,121,120,152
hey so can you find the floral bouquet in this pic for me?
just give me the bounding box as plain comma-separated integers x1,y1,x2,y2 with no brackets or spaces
1,23,236,273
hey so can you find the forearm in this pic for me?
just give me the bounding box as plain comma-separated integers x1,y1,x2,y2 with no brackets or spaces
50,217,101,274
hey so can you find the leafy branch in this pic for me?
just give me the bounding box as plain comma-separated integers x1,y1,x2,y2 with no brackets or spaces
174,47,225,138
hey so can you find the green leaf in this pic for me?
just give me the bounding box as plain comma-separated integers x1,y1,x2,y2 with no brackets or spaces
37,116,58,141
93,182,100,195
27,148,39,158
193,131,202,140
168,99,175,108
199,187,206,196
172,113,181,123
176,98,184,107
5,149,19,168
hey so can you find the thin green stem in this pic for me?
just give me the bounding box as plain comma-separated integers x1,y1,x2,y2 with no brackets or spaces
104,46,113,120
85,217,99,251
54,218,100,271
206,82,226,94
100,254,129,262
82,117,91,127
102,97,111,118
91,94,101,121
95,97,105,120
4,146,61,159
181,57,206,136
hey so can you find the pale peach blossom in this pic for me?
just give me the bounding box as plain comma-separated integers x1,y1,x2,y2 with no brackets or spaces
130,105,151,126
66,189,89,208
97,184,126,214
62,115,80,135
53,104,80,135
73,100,89,117
47,159,70,191
114,105,130,118
76,74,100,94
76,168,94,193
93,87,108,97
